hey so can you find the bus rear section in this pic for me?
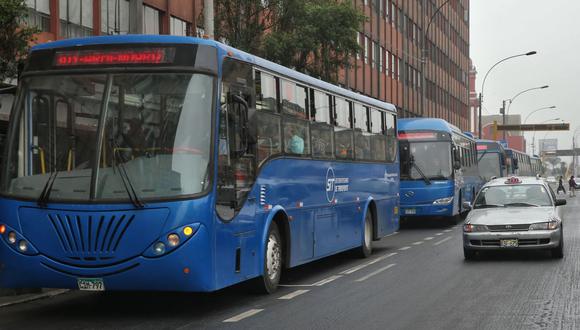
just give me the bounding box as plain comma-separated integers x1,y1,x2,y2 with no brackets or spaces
398,119,481,221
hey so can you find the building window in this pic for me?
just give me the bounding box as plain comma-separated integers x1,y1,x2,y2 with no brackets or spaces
372,41,378,69
143,5,160,35
379,47,384,73
170,16,190,36
25,0,50,32
101,0,129,35
60,0,93,38
364,36,369,64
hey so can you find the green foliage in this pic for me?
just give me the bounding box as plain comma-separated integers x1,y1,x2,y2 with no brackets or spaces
0,0,38,82
215,0,365,84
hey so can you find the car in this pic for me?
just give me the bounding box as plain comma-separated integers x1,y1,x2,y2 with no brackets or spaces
463,176,566,259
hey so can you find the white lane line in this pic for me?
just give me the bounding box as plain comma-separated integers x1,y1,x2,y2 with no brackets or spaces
223,309,264,323
312,275,342,286
385,231,400,237
398,246,411,251
424,237,435,241
354,264,396,282
435,233,444,236
412,241,424,245
434,236,453,246
443,229,452,233
340,252,397,275
278,289,310,300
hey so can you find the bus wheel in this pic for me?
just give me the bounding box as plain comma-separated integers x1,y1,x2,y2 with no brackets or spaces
358,210,373,258
258,222,283,294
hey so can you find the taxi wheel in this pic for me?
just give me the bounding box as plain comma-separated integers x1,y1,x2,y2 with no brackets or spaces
463,247,476,260
551,229,564,259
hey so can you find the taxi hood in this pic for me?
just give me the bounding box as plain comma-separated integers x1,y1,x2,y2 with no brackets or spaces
467,207,556,226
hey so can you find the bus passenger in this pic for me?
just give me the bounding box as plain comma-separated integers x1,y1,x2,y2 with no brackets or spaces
285,125,304,154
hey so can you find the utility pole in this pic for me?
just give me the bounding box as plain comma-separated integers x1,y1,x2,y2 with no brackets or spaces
500,100,506,141
478,93,482,138
204,0,214,38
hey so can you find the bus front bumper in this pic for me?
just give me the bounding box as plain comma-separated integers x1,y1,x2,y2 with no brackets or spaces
0,225,217,292
400,203,453,217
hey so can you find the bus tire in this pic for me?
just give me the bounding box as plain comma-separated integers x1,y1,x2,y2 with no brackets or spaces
358,210,373,258
257,222,283,294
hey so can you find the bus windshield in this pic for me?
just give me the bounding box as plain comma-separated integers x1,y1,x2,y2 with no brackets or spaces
478,152,501,180
1,73,214,202
400,141,452,181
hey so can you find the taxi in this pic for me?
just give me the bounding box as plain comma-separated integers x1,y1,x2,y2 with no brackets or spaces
463,176,566,259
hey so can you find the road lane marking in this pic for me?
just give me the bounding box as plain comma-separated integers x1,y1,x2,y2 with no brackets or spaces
312,275,342,286
354,264,396,282
340,252,397,275
278,289,310,300
434,236,453,246
223,309,264,323
398,246,411,251
385,231,399,237
424,237,434,240
435,233,444,236
443,229,452,233
412,241,424,245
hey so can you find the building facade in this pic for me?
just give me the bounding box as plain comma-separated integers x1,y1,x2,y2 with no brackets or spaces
20,0,470,130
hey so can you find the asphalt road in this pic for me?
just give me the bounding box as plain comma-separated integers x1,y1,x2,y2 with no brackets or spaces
1,193,579,330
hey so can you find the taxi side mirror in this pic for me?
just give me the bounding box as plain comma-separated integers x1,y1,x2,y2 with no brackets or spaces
555,199,567,206
462,201,472,211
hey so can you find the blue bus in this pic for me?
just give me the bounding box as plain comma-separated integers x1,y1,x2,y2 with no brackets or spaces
476,139,510,182
531,155,543,176
0,35,400,293
398,118,482,222
505,148,532,176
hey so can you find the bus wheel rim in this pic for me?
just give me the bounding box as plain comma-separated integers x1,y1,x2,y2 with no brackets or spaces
266,233,281,281
364,214,372,249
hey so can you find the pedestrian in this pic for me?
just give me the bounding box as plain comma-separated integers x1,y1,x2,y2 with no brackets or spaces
569,175,577,197
557,176,566,195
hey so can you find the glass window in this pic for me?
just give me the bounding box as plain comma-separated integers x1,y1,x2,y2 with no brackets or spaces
353,103,368,131
311,90,331,123
385,113,397,162
283,117,309,155
60,0,93,38
170,16,190,36
474,185,552,208
255,71,277,112
143,5,160,35
354,106,372,161
25,0,51,32
310,91,333,159
101,0,129,35
280,80,307,119
334,98,352,159
256,112,281,163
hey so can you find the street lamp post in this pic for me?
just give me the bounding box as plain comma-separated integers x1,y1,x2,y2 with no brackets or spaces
478,51,537,138
503,85,550,139
421,0,452,119
523,105,557,125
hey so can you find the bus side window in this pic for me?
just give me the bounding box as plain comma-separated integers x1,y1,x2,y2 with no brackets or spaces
255,71,281,163
216,58,256,220
334,97,353,159
385,114,397,162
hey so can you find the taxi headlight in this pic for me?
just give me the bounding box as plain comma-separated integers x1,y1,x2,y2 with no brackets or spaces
433,197,454,205
529,221,559,230
463,224,489,232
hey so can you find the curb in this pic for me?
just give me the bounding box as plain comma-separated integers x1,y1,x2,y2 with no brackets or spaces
0,289,69,308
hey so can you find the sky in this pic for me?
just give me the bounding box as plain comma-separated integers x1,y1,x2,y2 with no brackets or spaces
470,0,580,154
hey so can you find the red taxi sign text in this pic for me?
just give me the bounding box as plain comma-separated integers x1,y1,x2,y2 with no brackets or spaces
54,49,173,66
505,177,522,184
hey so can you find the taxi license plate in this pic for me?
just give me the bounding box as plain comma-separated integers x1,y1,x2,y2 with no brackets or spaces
500,239,518,248
77,278,105,291
404,209,416,215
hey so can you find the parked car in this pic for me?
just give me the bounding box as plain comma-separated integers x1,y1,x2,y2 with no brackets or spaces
463,176,565,259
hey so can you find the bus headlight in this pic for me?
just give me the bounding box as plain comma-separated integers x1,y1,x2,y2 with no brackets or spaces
0,223,38,256
143,223,201,258
433,197,454,205
18,240,28,252
167,234,180,247
8,232,17,244
153,242,166,255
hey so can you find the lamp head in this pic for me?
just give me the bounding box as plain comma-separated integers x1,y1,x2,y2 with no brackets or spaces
526,51,537,56
541,85,549,89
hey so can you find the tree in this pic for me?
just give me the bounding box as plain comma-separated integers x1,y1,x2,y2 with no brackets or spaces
263,0,365,83
214,0,365,84
0,0,37,82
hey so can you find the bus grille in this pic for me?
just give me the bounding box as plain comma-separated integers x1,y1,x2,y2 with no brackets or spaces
47,213,135,256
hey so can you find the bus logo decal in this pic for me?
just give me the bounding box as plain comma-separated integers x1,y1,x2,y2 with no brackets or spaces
405,191,415,197
326,167,336,203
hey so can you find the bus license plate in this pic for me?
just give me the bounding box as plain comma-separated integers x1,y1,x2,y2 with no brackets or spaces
405,209,416,215
500,239,518,248
77,278,105,291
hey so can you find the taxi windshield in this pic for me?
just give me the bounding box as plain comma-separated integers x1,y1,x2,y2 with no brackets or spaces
474,184,553,208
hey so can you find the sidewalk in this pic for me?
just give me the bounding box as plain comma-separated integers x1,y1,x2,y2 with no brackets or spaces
0,288,69,308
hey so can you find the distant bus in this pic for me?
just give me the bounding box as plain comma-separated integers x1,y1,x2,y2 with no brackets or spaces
476,139,510,181
0,35,400,293
531,156,544,176
398,118,483,222
505,148,532,176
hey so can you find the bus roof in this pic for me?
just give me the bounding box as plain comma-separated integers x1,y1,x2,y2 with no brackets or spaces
397,118,465,136
30,35,397,113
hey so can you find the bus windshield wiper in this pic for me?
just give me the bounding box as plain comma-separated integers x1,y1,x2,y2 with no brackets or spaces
37,169,59,207
411,158,431,185
111,141,145,208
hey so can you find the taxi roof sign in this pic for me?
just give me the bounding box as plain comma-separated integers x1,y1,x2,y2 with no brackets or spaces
505,177,522,184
